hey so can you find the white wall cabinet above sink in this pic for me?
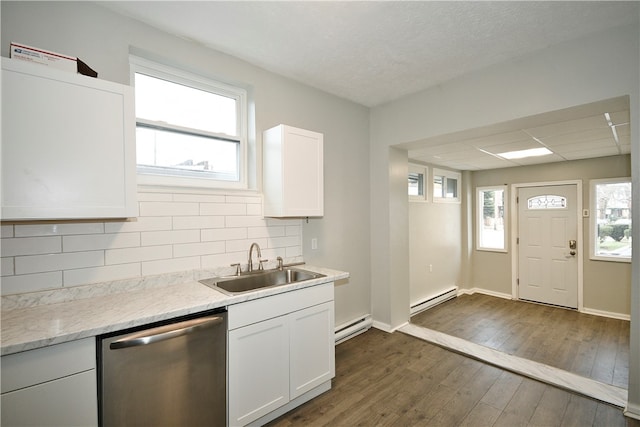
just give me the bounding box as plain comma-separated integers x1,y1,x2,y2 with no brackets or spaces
1,58,138,221
263,124,324,217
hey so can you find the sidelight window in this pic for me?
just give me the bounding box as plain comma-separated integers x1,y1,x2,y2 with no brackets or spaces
477,186,507,252
590,178,632,262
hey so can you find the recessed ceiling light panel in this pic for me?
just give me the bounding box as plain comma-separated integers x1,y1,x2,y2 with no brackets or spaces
497,147,553,160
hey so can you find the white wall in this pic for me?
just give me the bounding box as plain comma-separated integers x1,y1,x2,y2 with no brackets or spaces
0,1,371,327
370,22,639,414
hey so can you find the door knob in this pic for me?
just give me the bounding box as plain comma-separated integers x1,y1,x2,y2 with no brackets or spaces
570,250,576,256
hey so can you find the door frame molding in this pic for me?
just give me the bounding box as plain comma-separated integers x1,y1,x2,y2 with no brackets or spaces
510,180,584,311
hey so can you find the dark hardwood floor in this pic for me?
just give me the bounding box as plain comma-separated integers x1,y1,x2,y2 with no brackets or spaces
267,327,639,426
411,293,630,389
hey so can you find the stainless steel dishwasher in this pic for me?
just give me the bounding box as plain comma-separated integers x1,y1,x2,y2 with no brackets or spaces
98,308,227,427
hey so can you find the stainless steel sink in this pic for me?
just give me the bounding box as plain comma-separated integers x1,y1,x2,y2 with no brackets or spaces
199,267,325,295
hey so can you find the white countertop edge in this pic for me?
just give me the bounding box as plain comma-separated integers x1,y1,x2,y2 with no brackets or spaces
1,265,349,356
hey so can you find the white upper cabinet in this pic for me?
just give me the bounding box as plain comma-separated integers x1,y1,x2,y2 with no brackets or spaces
263,125,323,217
1,58,137,220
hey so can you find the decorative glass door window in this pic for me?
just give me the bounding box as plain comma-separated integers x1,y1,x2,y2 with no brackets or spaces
527,195,567,209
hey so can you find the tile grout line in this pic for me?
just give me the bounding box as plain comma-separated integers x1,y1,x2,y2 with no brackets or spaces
399,323,627,408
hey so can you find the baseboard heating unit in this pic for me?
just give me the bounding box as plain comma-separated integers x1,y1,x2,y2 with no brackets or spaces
335,315,372,344
410,287,458,316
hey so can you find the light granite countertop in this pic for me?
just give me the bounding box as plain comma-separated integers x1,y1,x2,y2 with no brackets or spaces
1,265,348,356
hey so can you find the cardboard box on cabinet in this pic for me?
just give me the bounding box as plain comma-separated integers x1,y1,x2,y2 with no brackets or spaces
10,42,98,78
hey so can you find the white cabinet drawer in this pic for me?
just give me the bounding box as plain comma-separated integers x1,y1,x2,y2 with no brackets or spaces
1,370,98,427
228,282,333,330
1,338,95,393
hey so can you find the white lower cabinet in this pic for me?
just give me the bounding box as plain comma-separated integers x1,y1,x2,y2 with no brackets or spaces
228,283,335,426
1,338,97,427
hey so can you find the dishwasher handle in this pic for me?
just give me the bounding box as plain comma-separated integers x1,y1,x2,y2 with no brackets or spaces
110,314,225,350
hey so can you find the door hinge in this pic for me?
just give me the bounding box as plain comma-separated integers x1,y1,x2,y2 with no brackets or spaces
516,237,519,244
517,278,519,285
516,196,519,204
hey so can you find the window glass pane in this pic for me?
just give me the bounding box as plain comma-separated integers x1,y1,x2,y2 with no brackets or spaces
135,73,237,136
595,181,632,258
446,178,458,198
136,127,239,180
434,176,444,198
479,189,505,249
408,172,424,196
527,195,566,209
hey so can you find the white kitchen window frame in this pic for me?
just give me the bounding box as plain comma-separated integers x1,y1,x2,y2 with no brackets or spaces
476,185,508,252
433,168,461,203
589,177,632,263
408,163,428,202
130,55,248,190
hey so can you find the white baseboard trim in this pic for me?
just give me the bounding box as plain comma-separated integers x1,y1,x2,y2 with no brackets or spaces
458,287,513,300
372,320,408,333
581,307,630,321
624,403,640,420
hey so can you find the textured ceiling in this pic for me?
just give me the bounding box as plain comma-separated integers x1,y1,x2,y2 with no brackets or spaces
100,1,638,107
99,1,638,170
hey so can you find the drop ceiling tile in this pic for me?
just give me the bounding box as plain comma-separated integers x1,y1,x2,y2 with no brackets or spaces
551,138,617,154
538,128,613,146
463,130,531,148
525,115,608,139
609,110,630,125
561,146,620,160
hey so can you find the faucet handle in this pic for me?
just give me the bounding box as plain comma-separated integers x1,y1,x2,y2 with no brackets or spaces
230,263,242,276
258,259,268,270
276,256,283,271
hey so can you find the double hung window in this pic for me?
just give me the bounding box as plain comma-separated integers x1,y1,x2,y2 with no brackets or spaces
131,56,248,188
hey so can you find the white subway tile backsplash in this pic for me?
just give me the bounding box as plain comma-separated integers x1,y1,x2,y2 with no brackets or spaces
105,245,173,265
225,215,267,228
105,217,172,233
201,251,246,269
139,201,199,216
172,216,225,230
1,271,63,295
173,241,226,258
141,230,200,246
63,233,140,252
2,190,305,294
246,203,262,216
15,251,105,275
14,223,104,237
63,263,141,287
142,256,200,276
1,236,61,256
269,235,301,248
136,192,173,202
200,203,246,216
225,238,269,253
1,257,15,276
174,193,225,203
201,228,247,242
286,246,303,258
1,225,14,238
248,226,285,239
226,195,262,204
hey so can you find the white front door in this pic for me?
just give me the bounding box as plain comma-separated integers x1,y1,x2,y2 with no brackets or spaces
517,184,578,308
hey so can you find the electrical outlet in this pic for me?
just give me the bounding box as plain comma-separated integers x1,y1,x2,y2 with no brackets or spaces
429,264,433,272
311,238,318,250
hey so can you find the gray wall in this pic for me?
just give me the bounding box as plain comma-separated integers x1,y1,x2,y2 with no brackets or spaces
471,155,632,315
370,22,639,411
0,1,372,327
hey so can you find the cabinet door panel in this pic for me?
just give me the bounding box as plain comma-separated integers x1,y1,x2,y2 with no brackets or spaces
289,302,335,399
228,316,290,426
1,58,137,220
1,370,97,426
